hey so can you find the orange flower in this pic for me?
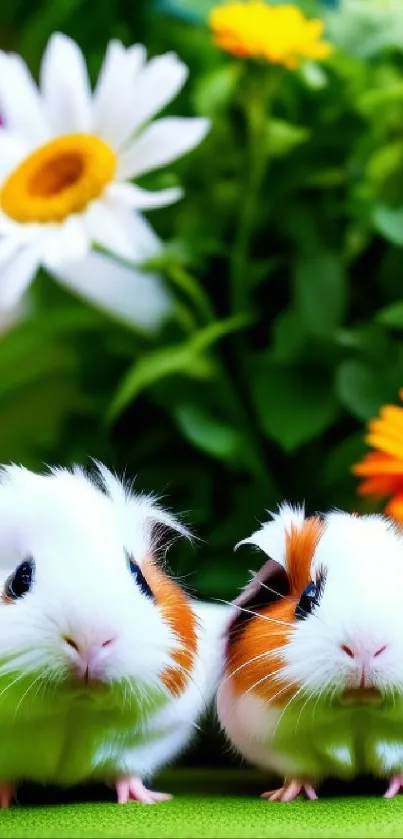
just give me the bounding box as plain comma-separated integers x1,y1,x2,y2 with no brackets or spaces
352,390,403,522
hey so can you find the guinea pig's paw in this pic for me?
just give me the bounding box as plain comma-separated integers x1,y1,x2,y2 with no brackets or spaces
0,783,16,809
384,775,403,799
115,777,173,805
261,780,318,803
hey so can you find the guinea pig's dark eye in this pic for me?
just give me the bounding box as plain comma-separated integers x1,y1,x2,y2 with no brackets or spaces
295,573,325,621
4,558,35,601
125,552,154,600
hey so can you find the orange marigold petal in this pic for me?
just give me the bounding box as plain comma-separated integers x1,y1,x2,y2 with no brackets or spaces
385,494,403,524
352,451,403,477
357,476,403,497
365,431,403,462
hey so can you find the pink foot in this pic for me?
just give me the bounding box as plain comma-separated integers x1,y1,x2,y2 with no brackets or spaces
261,779,318,803
384,775,403,799
115,777,172,805
0,783,15,809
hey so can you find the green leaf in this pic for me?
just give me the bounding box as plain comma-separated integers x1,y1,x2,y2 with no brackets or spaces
322,431,367,490
358,83,403,117
172,403,244,463
252,364,339,452
193,63,242,117
335,360,401,420
267,119,311,159
367,143,403,202
302,168,346,188
373,204,403,247
108,315,250,421
377,302,403,329
272,308,308,363
335,325,390,363
293,251,348,339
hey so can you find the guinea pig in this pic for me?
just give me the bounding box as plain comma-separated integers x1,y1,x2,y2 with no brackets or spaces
0,462,224,808
217,503,403,802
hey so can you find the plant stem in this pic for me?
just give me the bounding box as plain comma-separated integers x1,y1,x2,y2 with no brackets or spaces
230,67,277,315
167,264,214,324
168,265,273,487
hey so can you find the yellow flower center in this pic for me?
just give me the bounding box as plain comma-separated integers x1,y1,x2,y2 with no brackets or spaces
0,134,117,224
209,2,333,68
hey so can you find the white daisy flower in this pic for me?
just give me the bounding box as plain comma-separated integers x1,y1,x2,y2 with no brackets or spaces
0,34,209,327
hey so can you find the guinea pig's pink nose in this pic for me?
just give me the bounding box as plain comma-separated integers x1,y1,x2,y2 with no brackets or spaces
63,635,114,652
341,643,387,661
63,635,115,682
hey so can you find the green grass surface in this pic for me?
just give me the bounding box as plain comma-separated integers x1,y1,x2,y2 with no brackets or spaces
1,769,403,838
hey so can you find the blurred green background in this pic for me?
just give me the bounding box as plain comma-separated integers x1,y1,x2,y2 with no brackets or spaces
0,0,403,606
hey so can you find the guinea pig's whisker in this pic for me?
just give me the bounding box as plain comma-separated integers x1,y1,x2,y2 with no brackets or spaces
309,676,332,724
217,599,295,629
225,631,289,668
245,670,292,701
272,677,317,739
0,669,29,705
295,674,332,733
224,648,285,683
14,671,46,719
256,581,287,600
225,639,284,671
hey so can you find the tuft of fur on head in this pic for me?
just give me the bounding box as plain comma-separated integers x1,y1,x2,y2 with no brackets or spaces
88,460,192,564
236,503,306,569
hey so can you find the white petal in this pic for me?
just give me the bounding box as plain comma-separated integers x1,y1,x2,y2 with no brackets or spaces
0,245,39,308
40,33,91,134
84,200,161,261
0,53,49,144
0,236,25,271
92,41,146,148
118,209,162,260
84,201,137,261
41,215,90,269
106,181,183,209
0,131,30,181
52,250,172,329
117,117,209,180
115,53,188,149
0,213,42,242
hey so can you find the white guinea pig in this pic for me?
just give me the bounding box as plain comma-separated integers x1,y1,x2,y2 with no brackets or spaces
217,503,403,802
0,462,225,808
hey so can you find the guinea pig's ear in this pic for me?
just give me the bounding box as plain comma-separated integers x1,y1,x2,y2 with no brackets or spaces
236,502,306,569
228,503,304,634
92,461,192,564
234,558,290,611
228,555,290,641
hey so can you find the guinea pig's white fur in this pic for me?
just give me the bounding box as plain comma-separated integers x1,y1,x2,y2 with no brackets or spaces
0,463,225,791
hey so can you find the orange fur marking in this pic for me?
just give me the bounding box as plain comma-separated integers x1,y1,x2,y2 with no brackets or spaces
286,516,323,596
142,558,198,697
228,516,323,703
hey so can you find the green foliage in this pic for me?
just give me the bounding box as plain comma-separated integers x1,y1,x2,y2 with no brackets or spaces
1,0,403,603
